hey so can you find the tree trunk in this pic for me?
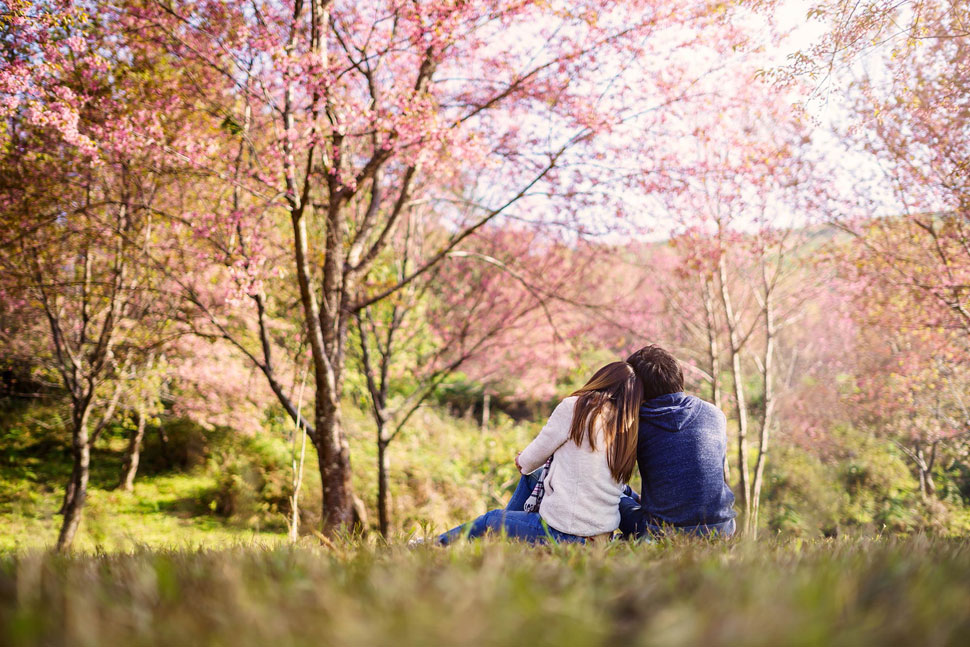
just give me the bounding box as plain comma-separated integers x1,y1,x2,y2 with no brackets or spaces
288,367,310,543
288,420,309,543
702,277,727,483
120,407,146,491
718,256,751,523
481,392,491,431
315,397,357,533
915,443,938,499
377,437,390,537
57,406,91,551
728,348,751,521
703,277,722,410
749,287,775,539
58,462,79,515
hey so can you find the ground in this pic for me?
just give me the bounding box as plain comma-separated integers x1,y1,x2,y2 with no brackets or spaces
1,537,969,646
3,400,969,646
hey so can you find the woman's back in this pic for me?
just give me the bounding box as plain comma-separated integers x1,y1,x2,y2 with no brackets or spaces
517,396,626,536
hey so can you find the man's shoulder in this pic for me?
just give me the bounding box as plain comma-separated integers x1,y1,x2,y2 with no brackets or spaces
688,396,727,426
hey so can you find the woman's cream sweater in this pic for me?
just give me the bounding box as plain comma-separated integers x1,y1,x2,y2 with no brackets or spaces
517,396,625,537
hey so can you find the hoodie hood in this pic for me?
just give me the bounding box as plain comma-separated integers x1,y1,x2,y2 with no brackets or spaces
640,392,698,432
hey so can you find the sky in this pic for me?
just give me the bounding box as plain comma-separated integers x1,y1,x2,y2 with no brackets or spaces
600,0,897,241
446,0,898,245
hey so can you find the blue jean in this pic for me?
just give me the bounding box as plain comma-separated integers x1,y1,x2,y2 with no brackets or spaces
438,474,585,545
505,473,539,511
437,508,586,545
618,486,736,539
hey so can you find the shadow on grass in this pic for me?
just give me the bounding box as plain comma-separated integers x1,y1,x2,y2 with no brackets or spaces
0,398,226,525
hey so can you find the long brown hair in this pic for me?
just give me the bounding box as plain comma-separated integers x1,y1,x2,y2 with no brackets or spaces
568,361,643,483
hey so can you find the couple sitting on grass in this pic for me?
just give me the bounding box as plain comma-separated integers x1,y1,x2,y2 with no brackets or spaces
438,345,737,545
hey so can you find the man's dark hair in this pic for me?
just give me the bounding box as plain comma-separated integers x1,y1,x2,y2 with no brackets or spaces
626,345,684,401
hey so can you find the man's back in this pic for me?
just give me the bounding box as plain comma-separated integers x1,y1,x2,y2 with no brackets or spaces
636,392,736,528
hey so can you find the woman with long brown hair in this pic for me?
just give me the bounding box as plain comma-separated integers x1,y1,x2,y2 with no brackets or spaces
437,361,643,544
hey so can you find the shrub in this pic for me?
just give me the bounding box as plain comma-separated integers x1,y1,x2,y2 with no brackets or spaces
137,418,224,474
207,433,294,531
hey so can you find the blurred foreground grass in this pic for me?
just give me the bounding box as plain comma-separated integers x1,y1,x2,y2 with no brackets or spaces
1,536,969,647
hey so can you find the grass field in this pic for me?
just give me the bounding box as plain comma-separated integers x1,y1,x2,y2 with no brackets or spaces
1,536,968,646
0,399,532,551
4,399,970,646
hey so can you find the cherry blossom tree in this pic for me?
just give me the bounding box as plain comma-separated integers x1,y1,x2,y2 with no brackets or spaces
122,0,743,533
651,60,829,535
837,4,969,333
845,280,970,499
839,216,970,500
353,219,591,534
1,1,213,548
800,3,970,503
755,0,964,90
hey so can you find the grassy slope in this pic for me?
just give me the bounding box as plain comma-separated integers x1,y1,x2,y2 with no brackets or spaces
0,400,536,551
3,401,970,645
1,537,969,647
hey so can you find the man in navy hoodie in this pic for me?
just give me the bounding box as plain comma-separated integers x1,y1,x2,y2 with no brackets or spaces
621,345,737,538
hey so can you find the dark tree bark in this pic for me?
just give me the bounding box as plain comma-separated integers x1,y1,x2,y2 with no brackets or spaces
57,406,92,550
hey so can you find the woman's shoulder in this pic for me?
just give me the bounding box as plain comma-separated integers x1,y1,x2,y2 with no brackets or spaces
545,396,578,425
552,395,579,413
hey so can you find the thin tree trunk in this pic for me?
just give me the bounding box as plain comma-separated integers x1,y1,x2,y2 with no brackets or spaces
926,442,938,497
289,423,308,543
917,456,928,498
57,406,91,551
718,256,751,523
702,277,728,483
481,392,491,431
120,406,147,491
728,348,751,522
355,308,393,538
915,443,938,499
289,365,310,543
750,284,775,539
703,277,722,410
377,436,390,537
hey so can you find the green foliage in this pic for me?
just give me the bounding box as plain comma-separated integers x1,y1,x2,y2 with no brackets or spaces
207,433,293,529
2,538,970,646
761,445,844,536
4,392,970,551
136,418,220,474
759,427,970,537
0,395,535,547
341,403,530,535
